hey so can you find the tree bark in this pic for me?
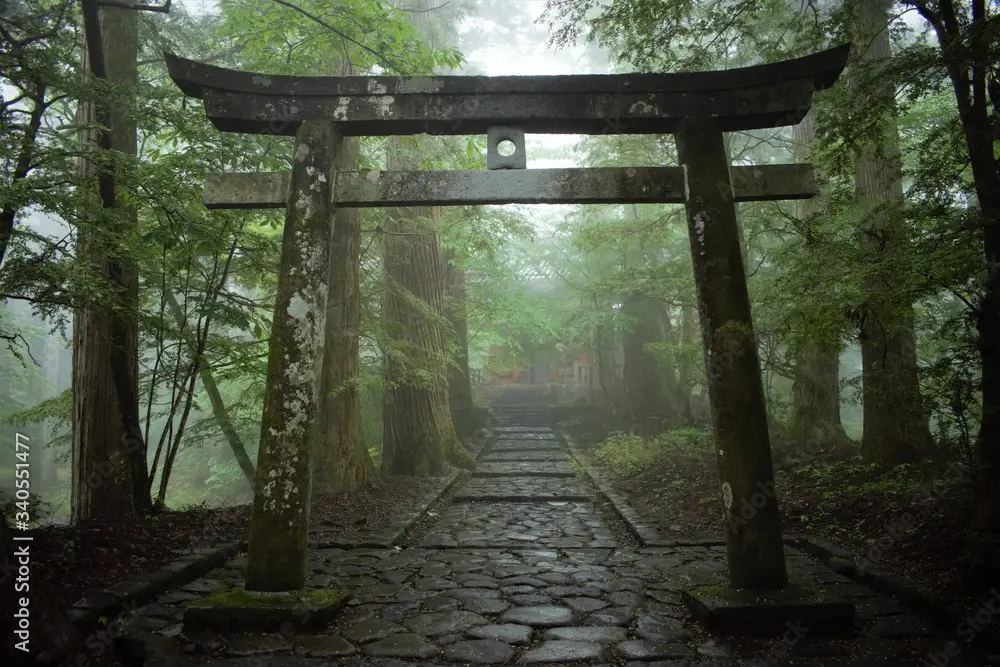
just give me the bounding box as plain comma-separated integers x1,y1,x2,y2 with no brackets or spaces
591,295,620,423
676,302,697,424
163,290,256,489
72,2,148,521
313,131,376,494
381,0,472,475
677,115,788,590
785,110,849,449
852,0,933,468
723,133,749,272
622,291,673,434
444,249,476,443
245,122,339,592
381,137,474,475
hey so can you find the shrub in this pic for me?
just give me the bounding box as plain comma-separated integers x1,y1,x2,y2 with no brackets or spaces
591,428,712,477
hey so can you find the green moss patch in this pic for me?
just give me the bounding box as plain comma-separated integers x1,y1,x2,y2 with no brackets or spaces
183,587,351,633
190,587,348,609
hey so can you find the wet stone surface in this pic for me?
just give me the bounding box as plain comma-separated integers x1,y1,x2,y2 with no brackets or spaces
492,431,560,440
489,440,564,452
473,461,575,476
453,477,590,502
121,423,968,666
418,502,616,548
493,426,554,433
480,451,568,462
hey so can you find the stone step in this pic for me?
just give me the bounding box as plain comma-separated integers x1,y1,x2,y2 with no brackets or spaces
481,452,568,462
489,441,564,453
473,462,575,477
417,501,618,548
453,477,591,502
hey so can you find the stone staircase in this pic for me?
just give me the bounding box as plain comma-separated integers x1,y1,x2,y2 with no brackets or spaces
490,404,552,427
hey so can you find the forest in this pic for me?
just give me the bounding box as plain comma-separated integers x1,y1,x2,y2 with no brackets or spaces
1,0,999,665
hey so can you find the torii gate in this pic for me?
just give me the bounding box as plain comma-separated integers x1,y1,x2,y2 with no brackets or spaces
166,46,850,598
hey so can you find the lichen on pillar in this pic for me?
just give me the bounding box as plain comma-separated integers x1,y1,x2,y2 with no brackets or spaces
245,121,342,592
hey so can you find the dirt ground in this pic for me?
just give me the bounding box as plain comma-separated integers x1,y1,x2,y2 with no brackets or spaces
32,474,442,611
572,427,1000,648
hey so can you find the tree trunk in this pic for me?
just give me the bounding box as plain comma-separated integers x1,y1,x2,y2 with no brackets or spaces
313,131,375,494
902,0,1000,536
787,339,847,447
164,290,256,488
382,137,474,475
381,0,472,475
72,2,147,521
622,291,673,434
592,296,620,423
245,122,339,592
658,302,687,424
785,110,848,449
444,250,476,443
852,0,932,468
676,302,696,423
723,133,749,272
676,115,788,590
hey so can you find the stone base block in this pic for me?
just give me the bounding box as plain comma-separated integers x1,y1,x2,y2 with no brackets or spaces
182,587,349,634
682,583,855,637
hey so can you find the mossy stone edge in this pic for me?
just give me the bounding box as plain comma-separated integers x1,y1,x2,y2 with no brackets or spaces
183,587,350,633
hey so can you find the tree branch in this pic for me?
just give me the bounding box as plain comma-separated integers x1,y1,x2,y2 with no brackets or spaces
270,0,405,74
399,1,450,12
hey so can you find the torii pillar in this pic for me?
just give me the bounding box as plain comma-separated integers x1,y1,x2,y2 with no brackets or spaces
677,116,787,590
244,121,341,592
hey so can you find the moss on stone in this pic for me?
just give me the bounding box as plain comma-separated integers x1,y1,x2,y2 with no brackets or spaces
190,587,348,609
693,574,825,603
694,584,729,599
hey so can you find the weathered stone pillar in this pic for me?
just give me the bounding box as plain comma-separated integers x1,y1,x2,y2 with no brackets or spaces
675,116,788,590
246,122,341,592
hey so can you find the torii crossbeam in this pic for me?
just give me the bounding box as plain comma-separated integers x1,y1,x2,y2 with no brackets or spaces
165,46,850,608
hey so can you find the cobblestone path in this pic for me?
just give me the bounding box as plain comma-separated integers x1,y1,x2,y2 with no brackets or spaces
125,425,979,666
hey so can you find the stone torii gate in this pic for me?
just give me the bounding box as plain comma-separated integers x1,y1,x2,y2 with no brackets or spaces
166,46,850,602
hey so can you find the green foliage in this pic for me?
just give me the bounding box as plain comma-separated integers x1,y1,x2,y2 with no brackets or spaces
591,428,712,477
795,456,930,498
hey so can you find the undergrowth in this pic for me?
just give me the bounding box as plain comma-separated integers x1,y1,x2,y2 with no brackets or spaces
590,428,712,477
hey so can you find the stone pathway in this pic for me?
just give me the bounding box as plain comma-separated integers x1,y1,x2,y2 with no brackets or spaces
124,424,983,666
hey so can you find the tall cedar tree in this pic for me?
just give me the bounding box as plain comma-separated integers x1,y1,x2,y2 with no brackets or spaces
381,136,474,474
313,54,375,494
72,2,150,520
786,110,850,449
444,250,477,442
852,0,933,467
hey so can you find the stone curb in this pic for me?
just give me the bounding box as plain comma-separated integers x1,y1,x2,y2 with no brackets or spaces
361,468,464,548
645,538,727,547
786,534,1000,657
561,432,662,546
311,433,498,551
65,542,240,635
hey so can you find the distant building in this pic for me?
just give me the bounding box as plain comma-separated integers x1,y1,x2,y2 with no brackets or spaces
487,343,592,387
